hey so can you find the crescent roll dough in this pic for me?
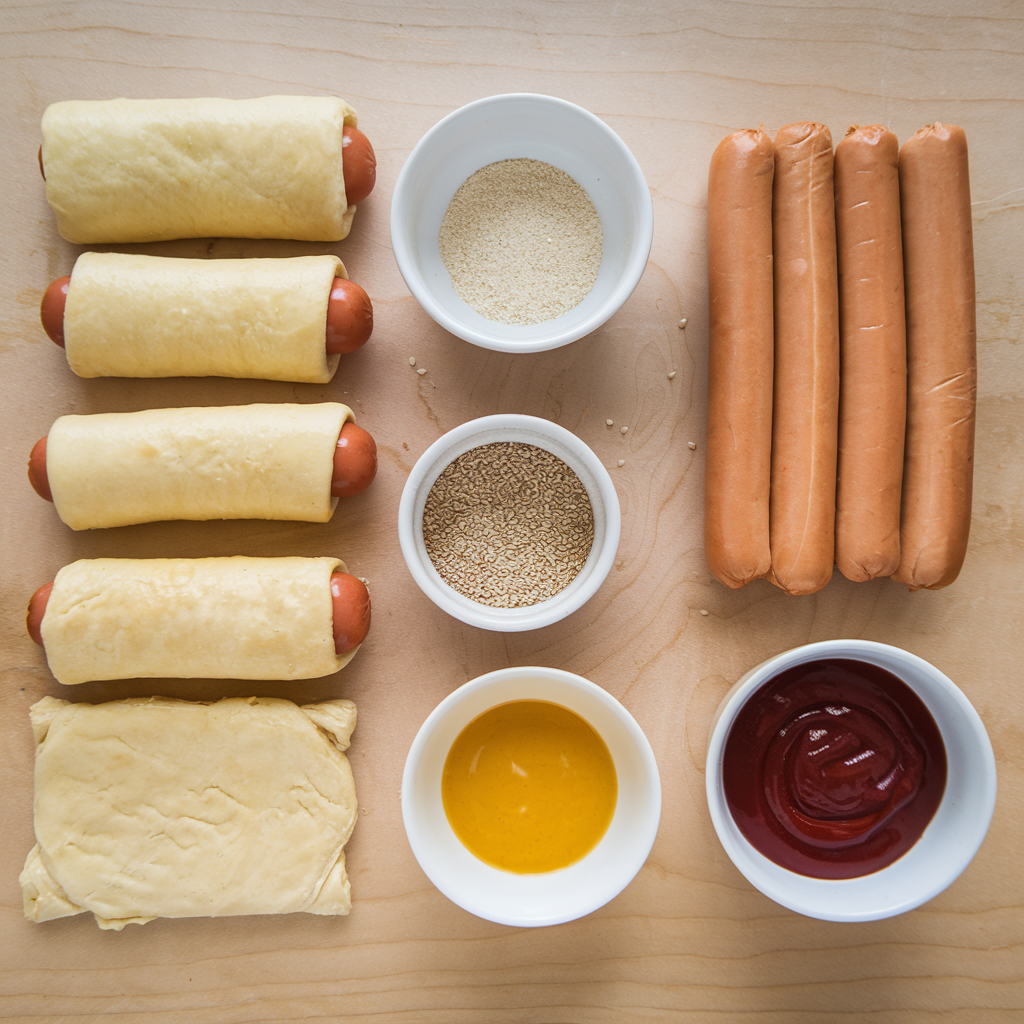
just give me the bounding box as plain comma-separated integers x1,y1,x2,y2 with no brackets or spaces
47,402,353,530
40,556,356,685
64,253,345,382
21,695,357,929
42,96,358,243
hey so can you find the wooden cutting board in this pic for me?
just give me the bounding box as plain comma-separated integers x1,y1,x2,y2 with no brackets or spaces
1,1,1022,1019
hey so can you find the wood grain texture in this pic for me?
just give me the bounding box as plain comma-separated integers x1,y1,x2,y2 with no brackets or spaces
1,0,1023,1020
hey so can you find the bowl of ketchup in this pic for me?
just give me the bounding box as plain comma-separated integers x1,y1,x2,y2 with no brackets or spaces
706,640,996,922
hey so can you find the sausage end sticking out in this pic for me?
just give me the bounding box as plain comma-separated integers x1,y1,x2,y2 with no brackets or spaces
27,581,53,646
326,278,373,354
40,276,70,347
342,125,376,207
333,421,377,498
331,572,371,655
28,575,370,656
28,436,53,502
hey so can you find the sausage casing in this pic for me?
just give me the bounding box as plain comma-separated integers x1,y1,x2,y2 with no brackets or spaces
892,124,976,590
834,125,907,581
705,129,774,588
769,122,840,595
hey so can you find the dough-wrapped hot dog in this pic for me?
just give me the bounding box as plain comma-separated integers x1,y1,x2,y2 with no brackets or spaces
33,556,365,684
769,122,840,596
893,123,976,590
834,125,907,581
705,128,775,588
41,253,371,382
30,402,376,529
21,695,357,928
41,96,374,243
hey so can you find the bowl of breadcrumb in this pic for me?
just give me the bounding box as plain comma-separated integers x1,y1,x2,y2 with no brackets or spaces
398,414,620,630
391,93,653,353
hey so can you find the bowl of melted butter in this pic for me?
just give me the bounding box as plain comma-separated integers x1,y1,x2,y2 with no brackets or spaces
402,666,661,926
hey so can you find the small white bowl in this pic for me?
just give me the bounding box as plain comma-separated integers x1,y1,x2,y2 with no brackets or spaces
390,93,653,352
706,639,997,922
397,414,620,631
402,666,661,926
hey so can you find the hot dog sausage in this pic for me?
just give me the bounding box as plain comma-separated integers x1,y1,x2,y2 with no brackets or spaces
41,274,373,355
769,122,840,596
28,410,377,516
28,572,370,656
39,124,374,206
834,125,906,581
892,123,976,590
705,128,774,588
332,422,378,498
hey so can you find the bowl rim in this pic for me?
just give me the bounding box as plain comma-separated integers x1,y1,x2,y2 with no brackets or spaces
390,91,654,353
704,639,997,922
397,413,621,631
401,665,662,926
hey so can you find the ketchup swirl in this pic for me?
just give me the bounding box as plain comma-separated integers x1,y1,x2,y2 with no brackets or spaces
723,659,946,879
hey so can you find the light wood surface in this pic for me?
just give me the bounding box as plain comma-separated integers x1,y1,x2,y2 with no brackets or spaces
2,2,1023,1020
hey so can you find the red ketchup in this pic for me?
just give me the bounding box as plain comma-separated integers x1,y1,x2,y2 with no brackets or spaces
723,659,946,879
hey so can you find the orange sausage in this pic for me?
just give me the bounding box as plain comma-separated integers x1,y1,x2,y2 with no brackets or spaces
27,573,370,656
28,420,377,506
326,278,374,353
341,125,376,206
892,123,976,590
834,125,906,581
331,572,371,654
769,122,840,596
332,422,378,497
40,127,375,207
705,128,774,588
40,275,372,354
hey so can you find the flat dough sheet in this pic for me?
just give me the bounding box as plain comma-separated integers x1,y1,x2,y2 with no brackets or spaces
47,402,353,529
21,695,358,930
42,95,357,243
64,253,345,382
41,556,357,685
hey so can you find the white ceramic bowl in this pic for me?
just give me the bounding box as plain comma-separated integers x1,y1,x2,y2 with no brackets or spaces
398,414,620,631
402,666,661,926
390,93,653,352
706,639,997,922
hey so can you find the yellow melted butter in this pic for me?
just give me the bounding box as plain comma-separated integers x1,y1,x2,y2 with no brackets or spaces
442,700,617,873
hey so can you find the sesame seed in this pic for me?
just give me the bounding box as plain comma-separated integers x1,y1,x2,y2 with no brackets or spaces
606,419,614,427
422,442,594,609
409,357,417,366
417,368,427,375
678,318,688,329
688,441,697,450
620,426,628,435
668,371,677,380
617,460,625,467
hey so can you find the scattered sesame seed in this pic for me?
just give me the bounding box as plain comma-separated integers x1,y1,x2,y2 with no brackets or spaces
606,419,614,427
417,368,427,375
620,426,628,435
678,318,688,329
617,459,625,467
668,371,677,380
688,441,697,450
699,608,709,616
409,357,417,366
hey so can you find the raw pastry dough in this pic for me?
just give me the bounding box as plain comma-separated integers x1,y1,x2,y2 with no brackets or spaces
41,95,357,243
64,253,345,382
47,402,353,529
40,556,357,685
21,695,358,929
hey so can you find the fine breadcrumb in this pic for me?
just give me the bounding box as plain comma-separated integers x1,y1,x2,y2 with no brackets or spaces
422,441,594,608
438,159,602,326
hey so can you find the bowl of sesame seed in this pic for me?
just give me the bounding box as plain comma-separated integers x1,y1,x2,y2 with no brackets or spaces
390,93,653,352
398,414,621,631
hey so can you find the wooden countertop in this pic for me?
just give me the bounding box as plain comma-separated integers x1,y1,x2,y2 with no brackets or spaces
2,2,1022,1019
